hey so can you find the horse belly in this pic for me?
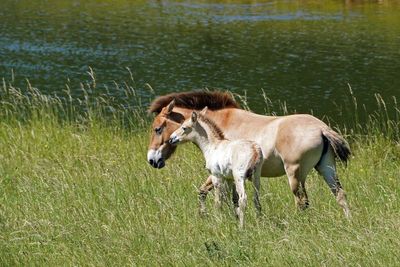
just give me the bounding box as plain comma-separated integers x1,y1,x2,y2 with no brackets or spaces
260,152,286,177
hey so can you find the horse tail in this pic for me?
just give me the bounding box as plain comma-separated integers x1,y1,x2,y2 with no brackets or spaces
321,128,351,164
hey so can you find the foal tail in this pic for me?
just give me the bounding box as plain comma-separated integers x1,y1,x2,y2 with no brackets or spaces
322,128,351,164
245,143,264,179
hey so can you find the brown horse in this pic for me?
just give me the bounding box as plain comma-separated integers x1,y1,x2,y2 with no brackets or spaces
147,91,351,217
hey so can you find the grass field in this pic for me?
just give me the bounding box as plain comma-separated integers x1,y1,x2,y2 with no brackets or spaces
0,78,399,266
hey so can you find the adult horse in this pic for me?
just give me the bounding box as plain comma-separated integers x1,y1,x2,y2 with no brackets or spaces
147,91,351,217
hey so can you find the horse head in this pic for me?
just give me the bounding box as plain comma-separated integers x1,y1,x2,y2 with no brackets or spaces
147,99,184,168
147,91,239,169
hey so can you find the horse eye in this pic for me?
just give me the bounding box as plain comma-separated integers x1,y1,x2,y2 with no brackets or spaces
182,126,187,131
155,127,162,135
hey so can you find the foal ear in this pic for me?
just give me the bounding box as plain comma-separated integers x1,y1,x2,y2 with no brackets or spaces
165,99,175,115
191,111,198,123
200,106,208,115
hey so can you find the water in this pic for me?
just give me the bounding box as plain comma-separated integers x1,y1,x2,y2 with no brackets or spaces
1,0,399,122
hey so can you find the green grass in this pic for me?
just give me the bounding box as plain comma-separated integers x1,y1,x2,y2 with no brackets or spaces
0,77,399,266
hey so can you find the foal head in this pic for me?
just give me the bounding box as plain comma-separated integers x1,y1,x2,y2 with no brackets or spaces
169,108,207,145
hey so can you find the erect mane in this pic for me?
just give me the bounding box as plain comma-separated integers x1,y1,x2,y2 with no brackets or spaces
198,113,225,140
148,91,240,114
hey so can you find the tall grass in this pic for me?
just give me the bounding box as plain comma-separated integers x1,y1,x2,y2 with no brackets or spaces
1,67,151,130
0,72,399,266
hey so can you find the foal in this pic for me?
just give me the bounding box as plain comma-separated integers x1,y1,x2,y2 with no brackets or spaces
169,107,263,228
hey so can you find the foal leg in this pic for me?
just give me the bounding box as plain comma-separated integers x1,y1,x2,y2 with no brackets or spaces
234,175,247,228
316,149,351,218
199,175,214,215
211,175,223,210
285,164,309,210
232,182,239,217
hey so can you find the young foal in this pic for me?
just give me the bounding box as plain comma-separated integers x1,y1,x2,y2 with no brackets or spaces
169,108,263,228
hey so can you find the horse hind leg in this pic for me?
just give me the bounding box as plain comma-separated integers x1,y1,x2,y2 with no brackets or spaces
285,164,309,211
315,149,351,218
230,181,241,220
233,173,247,228
231,175,260,220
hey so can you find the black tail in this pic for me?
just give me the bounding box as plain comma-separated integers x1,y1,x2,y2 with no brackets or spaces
321,128,351,164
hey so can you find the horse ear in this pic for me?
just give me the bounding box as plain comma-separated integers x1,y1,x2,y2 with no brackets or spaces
191,111,198,123
165,99,175,115
200,106,208,115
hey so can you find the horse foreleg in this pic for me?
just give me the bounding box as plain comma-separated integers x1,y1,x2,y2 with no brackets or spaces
199,175,214,215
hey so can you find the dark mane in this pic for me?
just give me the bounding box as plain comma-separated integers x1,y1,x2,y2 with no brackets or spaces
198,113,225,140
148,91,240,114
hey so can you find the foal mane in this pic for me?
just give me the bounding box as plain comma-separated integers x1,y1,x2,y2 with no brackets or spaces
198,113,225,141
148,91,240,114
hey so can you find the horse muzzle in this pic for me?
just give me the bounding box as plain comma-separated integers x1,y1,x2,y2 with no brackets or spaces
168,136,180,145
149,158,165,169
147,149,166,169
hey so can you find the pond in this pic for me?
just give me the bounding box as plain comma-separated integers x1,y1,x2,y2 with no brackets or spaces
1,0,399,124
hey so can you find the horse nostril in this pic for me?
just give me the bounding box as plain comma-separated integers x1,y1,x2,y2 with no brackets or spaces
149,159,154,165
157,159,165,169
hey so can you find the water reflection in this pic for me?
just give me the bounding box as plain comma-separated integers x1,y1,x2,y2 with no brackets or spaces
0,0,399,123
